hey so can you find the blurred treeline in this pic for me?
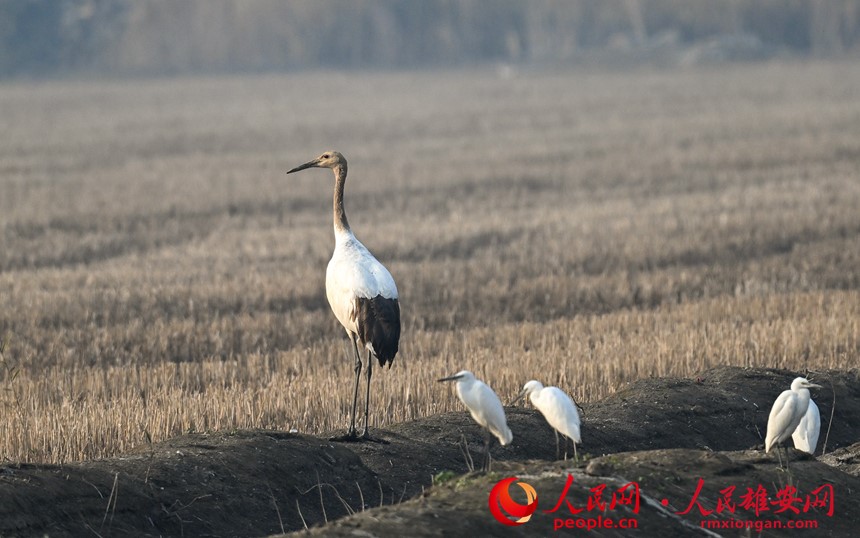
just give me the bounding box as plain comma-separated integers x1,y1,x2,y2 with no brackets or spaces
1,0,858,77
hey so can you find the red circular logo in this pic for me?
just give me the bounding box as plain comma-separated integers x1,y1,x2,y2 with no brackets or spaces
488,476,538,526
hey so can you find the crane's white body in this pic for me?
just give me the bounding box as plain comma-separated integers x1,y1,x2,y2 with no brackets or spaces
765,377,820,454
792,398,820,454
326,228,398,351
445,371,512,446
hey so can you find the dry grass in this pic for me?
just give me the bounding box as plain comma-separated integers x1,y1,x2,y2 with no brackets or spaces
1,62,859,463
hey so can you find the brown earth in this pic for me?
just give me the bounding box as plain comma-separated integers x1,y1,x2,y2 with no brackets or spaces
2,366,858,537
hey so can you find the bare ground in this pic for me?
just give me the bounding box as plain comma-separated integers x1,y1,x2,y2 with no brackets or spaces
2,366,858,537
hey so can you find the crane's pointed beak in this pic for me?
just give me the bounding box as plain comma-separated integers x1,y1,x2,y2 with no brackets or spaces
287,158,319,174
437,374,462,383
807,382,823,389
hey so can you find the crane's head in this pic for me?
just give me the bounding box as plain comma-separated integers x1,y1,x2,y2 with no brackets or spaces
511,379,544,405
437,370,475,384
790,377,822,391
287,150,346,174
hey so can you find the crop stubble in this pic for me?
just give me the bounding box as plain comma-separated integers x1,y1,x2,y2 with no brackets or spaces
1,62,858,463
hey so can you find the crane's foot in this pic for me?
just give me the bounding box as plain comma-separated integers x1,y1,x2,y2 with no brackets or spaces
329,429,389,444
330,428,360,442
359,428,390,444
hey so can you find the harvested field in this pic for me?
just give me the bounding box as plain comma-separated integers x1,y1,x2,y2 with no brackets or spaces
1,61,859,466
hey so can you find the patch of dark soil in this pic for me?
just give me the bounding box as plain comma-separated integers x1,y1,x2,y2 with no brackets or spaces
1,432,389,537
820,442,860,477
298,449,859,537
1,366,857,536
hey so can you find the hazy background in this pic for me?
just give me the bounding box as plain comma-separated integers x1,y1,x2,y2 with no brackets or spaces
2,1,860,464
1,0,858,78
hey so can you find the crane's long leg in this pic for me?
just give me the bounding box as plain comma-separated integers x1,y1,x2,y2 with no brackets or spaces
361,349,373,437
348,335,363,437
331,334,362,441
554,429,560,460
360,350,389,443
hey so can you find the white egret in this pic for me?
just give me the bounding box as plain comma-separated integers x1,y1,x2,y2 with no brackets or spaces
765,377,821,467
792,399,820,455
438,370,512,471
288,151,401,442
514,380,581,460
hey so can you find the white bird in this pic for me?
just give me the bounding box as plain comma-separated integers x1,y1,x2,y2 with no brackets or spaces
792,399,820,455
765,377,821,467
514,380,581,460
438,370,512,471
288,151,400,442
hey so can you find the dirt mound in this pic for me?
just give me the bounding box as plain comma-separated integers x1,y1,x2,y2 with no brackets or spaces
297,449,860,537
1,366,857,537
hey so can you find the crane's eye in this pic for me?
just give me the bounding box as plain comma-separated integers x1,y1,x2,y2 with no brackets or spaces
322,154,330,159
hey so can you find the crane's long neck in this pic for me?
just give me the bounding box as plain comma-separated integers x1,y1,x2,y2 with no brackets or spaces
333,164,350,234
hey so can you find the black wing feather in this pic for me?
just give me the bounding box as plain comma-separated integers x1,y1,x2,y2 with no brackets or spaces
355,296,401,367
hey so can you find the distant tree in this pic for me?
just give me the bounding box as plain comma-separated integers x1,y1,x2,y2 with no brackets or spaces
0,0,64,75
0,0,856,78
811,0,845,55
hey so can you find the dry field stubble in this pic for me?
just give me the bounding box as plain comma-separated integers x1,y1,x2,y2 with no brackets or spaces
1,62,859,464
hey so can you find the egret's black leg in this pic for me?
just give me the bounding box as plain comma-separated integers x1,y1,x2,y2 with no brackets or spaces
331,335,362,442
774,443,784,469
482,431,492,472
554,429,560,460
572,438,578,462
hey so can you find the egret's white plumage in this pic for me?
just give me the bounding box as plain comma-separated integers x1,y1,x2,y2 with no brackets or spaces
765,377,821,466
439,371,512,470
792,399,820,455
517,380,581,460
288,151,400,442
440,371,512,445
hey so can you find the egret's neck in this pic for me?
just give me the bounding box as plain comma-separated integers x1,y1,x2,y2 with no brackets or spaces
333,164,350,234
796,388,811,407
456,380,470,395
